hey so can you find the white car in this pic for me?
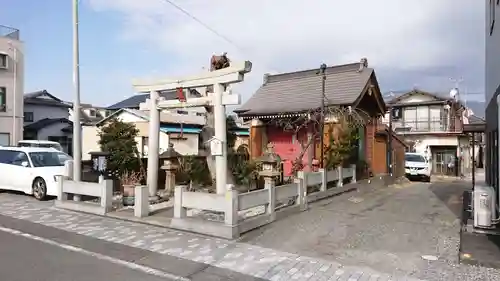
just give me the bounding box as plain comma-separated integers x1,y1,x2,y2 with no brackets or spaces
405,153,431,182
18,140,64,152
0,147,72,200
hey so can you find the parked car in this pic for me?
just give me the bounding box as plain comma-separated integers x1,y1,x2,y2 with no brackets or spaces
0,147,72,200
18,140,64,152
405,152,431,182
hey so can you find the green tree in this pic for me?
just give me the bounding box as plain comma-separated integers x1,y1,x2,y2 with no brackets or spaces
98,117,140,176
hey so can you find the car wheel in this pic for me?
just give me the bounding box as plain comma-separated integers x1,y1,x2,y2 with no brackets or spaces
424,176,431,183
32,178,47,201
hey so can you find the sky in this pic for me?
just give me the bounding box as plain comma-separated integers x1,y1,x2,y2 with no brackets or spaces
2,0,486,110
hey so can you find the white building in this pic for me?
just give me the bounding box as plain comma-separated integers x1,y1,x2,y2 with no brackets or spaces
0,25,23,145
382,89,471,175
485,0,500,190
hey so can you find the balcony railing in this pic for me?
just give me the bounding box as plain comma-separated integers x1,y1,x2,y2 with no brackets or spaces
0,25,19,40
390,119,460,133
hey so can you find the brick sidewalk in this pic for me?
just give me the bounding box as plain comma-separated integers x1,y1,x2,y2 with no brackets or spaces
0,194,422,281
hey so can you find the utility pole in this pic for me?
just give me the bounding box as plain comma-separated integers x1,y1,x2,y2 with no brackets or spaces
72,0,82,186
319,63,327,168
388,106,393,176
7,42,17,145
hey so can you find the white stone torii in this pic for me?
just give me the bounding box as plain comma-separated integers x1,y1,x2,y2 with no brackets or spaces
132,61,252,197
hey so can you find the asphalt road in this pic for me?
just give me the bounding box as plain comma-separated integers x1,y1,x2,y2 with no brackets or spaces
0,229,176,281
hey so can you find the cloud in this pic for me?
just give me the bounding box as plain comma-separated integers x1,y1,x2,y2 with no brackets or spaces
87,0,485,106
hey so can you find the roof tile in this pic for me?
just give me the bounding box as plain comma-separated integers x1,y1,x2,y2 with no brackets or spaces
237,62,373,116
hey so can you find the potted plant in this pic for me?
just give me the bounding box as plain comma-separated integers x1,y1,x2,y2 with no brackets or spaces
121,169,144,206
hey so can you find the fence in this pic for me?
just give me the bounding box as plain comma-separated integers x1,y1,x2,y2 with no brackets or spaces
170,165,356,239
54,171,114,216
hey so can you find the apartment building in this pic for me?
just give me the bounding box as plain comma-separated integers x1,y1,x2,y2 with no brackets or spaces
485,0,500,192
0,25,23,146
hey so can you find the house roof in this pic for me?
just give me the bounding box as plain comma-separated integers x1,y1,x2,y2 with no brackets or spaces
24,90,71,108
95,108,205,127
468,115,485,125
106,89,203,110
24,118,72,132
235,60,376,116
385,89,450,105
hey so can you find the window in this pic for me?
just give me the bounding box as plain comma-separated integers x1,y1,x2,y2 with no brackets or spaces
0,150,29,166
491,0,496,35
29,151,68,167
24,112,34,122
0,53,7,69
0,87,5,112
88,109,96,117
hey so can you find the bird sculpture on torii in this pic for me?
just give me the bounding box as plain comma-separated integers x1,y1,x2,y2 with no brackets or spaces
132,53,252,198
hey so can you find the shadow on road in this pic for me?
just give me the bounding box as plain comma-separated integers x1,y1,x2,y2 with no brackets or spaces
428,180,470,220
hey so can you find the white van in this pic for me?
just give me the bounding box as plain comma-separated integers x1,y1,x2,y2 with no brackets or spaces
18,140,64,152
0,146,72,200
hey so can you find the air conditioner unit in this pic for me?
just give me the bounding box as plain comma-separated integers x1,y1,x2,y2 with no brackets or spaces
473,184,496,228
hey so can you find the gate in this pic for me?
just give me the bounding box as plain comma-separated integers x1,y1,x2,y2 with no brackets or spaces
431,147,457,175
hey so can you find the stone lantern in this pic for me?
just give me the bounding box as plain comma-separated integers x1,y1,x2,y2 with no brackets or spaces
258,143,281,179
160,143,181,197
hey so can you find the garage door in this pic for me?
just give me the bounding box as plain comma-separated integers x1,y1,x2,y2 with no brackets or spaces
0,133,9,146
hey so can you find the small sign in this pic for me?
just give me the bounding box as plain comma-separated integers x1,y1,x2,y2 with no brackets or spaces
209,137,223,156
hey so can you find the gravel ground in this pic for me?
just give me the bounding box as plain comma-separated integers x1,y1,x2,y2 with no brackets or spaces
239,180,500,280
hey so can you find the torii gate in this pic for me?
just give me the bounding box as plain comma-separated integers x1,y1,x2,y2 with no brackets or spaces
132,60,252,197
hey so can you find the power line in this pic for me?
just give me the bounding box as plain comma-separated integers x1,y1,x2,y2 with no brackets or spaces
159,0,281,73
160,0,244,51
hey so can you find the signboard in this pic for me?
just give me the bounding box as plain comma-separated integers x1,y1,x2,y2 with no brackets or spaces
209,138,223,156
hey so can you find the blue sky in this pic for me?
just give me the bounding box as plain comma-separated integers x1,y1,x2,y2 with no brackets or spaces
1,0,486,111
2,0,183,107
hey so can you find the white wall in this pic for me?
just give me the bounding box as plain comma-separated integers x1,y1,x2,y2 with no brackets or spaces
486,1,500,104
82,125,100,160
23,104,69,123
37,122,70,141
0,36,24,145
406,135,459,154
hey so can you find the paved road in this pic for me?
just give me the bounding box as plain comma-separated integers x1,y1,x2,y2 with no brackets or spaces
0,179,498,280
240,180,500,280
0,212,264,281
0,228,174,281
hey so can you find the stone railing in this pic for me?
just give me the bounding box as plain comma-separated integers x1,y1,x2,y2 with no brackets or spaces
54,175,113,215
298,164,356,203
170,165,357,239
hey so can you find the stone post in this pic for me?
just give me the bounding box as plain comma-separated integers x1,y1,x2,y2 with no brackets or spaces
100,175,113,213
319,168,327,191
55,175,68,201
337,166,344,187
224,184,239,227
264,176,276,221
295,178,307,211
351,164,357,183
174,185,187,219
134,185,149,218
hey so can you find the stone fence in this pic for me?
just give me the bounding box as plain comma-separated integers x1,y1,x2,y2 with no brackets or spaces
170,165,357,239
54,160,114,215
54,175,113,215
